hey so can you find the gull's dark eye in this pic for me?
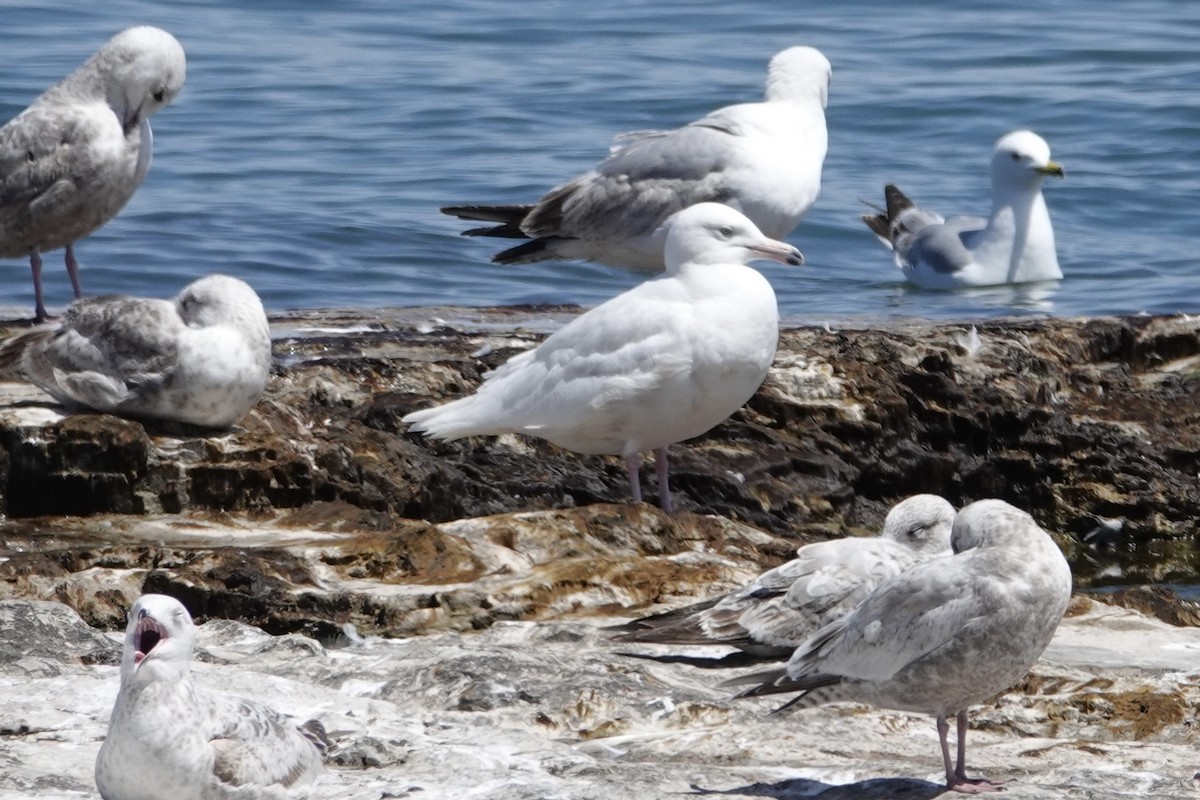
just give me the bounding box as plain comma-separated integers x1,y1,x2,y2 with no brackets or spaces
718,226,734,238
153,90,165,103
1010,152,1021,161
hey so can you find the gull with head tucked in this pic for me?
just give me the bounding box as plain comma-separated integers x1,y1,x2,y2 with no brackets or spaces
0,274,271,429
404,202,802,512
95,593,329,800
615,494,956,659
0,26,186,320
442,46,830,273
734,499,1073,793
863,130,1064,288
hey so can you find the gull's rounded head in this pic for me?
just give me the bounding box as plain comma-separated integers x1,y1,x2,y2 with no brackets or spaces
765,46,832,108
991,130,1064,187
121,593,196,683
879,494,956,556
92,26,187,129
175,274,268,332
663,203,804,272
951,498,1041,554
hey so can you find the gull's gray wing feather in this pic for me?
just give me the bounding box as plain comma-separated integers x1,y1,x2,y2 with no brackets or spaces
0,108,92,223
786,558,986,683
521,113,745,242
14,296,182,409
899,215,987,275
205,694,324,791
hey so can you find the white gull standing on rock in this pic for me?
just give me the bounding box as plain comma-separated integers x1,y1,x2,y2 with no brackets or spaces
614,494,955,658
862,130,1064,288
95,594,329,800
0,26,186,321
733,499,1073,793
0,274,271,429
442,45,830,272
404,202,802,512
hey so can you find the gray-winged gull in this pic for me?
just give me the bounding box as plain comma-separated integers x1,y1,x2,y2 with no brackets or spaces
404,202,802,512
734,499,1073,793
0,26,186,320
614,494,955,658
862,130,1064,288
442,46,829,272
95,593,329,800
0,274,271,429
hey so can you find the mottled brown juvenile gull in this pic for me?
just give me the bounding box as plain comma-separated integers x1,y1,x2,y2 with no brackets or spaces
0,274,270,429
734,499,1073,793
862,130,1064,288
614,494,955,658
0,26,186,320
404,202,802,512
442,45,830,272
95,594,329,800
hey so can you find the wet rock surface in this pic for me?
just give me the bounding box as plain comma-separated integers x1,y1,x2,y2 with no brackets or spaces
2,309,1199,585
2,596,1200,799
2,308,1200,798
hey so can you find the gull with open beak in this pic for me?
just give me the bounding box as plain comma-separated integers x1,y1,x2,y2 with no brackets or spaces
95,594,329,800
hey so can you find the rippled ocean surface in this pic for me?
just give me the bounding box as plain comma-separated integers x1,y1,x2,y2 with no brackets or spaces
1,0,1198,322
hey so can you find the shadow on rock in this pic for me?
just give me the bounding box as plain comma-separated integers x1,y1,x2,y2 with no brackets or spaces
688,777,946,799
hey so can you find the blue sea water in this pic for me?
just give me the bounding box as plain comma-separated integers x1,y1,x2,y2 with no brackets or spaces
1,0,1198,322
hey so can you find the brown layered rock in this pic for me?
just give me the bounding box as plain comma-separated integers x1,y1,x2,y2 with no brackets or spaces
3,309,1199,595
3,308,1200,799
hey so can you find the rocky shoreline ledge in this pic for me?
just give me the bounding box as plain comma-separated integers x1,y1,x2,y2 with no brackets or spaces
2,308,1200,798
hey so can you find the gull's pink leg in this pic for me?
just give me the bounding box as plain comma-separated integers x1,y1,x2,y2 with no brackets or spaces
29,249,47,322
654,447,672,513
64,243,84,298
946,709,1006,793
624,454,643,504
937,715,955,787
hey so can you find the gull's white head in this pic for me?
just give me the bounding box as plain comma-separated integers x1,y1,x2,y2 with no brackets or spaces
764,46,832,109
951,498,1041,554
120,593,196,685
879,494,956,557
89,26,187,132
990,130,1064,191
175,274,269,335
662,203,804,272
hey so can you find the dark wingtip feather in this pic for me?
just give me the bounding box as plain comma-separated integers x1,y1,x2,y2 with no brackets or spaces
861,211,891,240
298,718,333,759
861,184,915,243
492,238,557,265
440,204,534,225
883,184,914,217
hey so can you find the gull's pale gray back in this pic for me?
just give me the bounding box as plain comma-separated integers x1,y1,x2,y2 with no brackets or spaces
951,497,1041,553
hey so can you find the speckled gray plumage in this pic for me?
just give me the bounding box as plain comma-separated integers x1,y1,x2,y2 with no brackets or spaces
0,26,186,319
615,494,955,656
95,594,326,800
738,499,1073,790
0,274,271,429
